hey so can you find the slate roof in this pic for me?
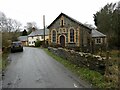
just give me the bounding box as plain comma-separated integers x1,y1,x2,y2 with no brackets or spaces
47,13,92,31
92,30,106,38
18,36,28,41
28,29,49,37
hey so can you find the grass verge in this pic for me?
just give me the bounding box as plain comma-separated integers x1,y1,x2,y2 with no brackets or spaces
0,53,2,70
44,48,107,88
1,52,9,71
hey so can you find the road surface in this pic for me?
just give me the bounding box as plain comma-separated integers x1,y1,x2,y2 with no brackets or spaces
2,47,91,88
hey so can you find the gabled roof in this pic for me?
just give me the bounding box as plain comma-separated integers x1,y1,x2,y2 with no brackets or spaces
28,29,49,37
92,30,106,38
18,36,27,41
47,13,92,31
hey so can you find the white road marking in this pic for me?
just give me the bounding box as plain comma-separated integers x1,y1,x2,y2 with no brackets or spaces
73,83,78,88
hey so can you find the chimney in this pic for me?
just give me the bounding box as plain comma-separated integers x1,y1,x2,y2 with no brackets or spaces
32,27,36,31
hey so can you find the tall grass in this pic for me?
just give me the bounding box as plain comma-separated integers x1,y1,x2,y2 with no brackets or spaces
1,52,9,70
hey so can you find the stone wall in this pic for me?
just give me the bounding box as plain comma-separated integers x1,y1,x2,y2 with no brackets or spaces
48,47,119,88
48,47,105,74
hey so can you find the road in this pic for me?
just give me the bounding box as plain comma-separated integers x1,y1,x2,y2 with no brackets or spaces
2,47,91,88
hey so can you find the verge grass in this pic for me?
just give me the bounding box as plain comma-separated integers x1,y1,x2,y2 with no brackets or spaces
0,53,2,70
1,52,9,71
44,48,107,88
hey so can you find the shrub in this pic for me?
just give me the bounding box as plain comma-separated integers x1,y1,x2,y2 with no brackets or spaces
35,40,43,47
49,43,61,48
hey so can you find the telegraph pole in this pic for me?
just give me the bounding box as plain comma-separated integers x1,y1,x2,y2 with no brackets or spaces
43,15,45,47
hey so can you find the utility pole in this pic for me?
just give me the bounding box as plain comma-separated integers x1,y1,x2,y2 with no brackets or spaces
43,15,45,47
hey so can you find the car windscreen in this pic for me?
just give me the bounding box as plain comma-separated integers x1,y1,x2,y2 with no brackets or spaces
12,42,22,46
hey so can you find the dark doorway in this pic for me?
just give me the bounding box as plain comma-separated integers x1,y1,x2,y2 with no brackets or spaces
60,35,65,47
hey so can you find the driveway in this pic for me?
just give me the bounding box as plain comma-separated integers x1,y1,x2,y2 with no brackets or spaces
2,47,91,88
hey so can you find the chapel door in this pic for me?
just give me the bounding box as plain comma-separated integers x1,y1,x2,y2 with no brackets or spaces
60,35,65,47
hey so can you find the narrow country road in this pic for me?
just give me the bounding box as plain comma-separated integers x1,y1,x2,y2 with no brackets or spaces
2,47,91,88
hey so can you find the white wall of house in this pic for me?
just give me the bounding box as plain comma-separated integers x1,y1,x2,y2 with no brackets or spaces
28,37,36,46
28,35,49,46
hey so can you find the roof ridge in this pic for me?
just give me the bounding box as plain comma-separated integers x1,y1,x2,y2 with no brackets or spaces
47,12,92,30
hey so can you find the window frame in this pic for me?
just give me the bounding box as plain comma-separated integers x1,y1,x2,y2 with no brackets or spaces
61,20,64,27
70,29,74,43
52,30,56,43
60,17,64,27
96,38,102,44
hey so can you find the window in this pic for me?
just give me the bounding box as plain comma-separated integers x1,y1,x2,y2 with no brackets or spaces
96,38,102,44
41,36,44,39
60,18,64,27
61,20,64,26
52,30,56,43
70,29,74,42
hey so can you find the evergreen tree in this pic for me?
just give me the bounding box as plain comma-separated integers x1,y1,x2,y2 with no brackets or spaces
93,2,120,49
22,29,27,36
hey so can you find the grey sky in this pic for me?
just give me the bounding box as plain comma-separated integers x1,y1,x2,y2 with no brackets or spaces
0,0,118,29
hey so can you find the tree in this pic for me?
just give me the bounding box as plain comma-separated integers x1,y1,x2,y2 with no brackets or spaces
12,19,22,32
7,19,22,41
22,29,27,36
0,11,7,32
25,22,38,34
0,11,22,50
114,1,120,49
93,2,120,49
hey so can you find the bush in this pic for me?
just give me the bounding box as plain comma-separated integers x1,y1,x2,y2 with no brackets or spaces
49,43,61,48
35,40,43,47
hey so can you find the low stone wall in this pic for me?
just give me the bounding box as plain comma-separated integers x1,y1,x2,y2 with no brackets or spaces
48,47,105,74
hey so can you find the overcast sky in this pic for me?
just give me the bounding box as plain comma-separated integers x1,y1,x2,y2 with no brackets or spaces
0,0,118,29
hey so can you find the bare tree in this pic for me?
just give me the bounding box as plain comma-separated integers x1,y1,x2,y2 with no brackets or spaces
0,11,7,32
12,20,22,32
0,11,22,50
25,22,38,34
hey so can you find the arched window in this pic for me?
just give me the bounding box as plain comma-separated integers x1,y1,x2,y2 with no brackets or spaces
52,30,56,43
70,29,74,42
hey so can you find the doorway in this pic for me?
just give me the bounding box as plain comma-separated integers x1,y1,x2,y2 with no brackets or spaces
60,35,65,47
